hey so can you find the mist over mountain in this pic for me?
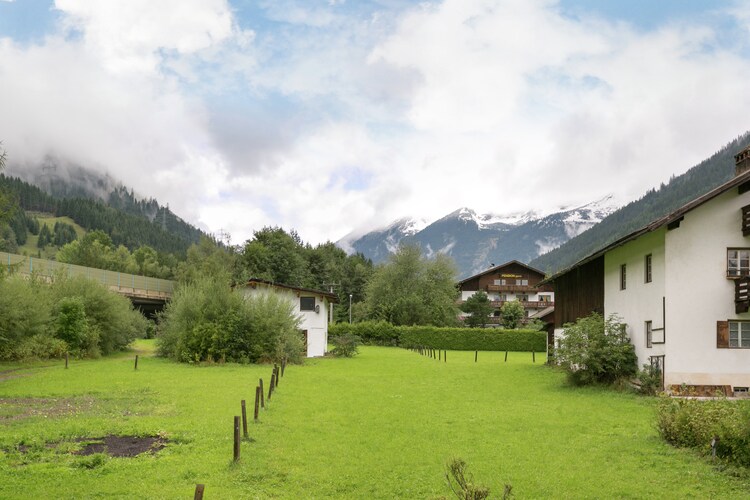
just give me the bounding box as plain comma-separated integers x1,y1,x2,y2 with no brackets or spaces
338,197,618,279
3,159,208,253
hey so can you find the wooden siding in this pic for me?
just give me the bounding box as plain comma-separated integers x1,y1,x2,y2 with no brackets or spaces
552,256,605,328
459,261,553,294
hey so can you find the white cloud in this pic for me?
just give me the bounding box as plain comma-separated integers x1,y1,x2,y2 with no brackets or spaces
3,0,750,247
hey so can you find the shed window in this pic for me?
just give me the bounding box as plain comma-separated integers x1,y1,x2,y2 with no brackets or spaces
644,254,652,283
645,321,653,348
727,249,750,277
620,264,627,290
300,297,315,311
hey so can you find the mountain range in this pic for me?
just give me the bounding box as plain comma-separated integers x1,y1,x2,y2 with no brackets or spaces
338,196,619,279
341,132,750,280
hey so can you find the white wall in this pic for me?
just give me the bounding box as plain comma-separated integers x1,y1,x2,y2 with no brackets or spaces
663,189,750,387
604,228,666,368
240,284,330,358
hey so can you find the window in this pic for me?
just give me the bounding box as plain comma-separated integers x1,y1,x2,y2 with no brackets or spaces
498,294,507,301
645,254,652,283
645,321,653,348
517,294,529,302
494,279,507,286
539,295,551,303
729,321,750,348
620,264,627,290
300,296,315,311
727,249,750,277
516,279,528,286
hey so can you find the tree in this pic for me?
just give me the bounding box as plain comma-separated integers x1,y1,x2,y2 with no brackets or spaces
555,312,637,386
460,291,493,327
364,245,459,326
0,143,16,226
500,300,525,329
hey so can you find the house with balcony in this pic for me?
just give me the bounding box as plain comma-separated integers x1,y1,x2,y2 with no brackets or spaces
458,261,554,329
543,145,750,395
239,279,337,358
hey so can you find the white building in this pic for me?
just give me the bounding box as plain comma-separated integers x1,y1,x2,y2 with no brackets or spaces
239,279,337,358
547,146,750,395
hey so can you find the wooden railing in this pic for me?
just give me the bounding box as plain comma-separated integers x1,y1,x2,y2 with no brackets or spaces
735,277,750,313
489,300,554,309
486,284,536,293
1,251,174,299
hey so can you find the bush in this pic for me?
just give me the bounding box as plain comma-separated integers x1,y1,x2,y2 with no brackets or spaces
555,313,637,386
0,275,51,360
157,276,303,364
500,301,524,329
329,321,399,346
637,363,662,396
13,334,68,360
50,275,146,355
330,333,360,357
656,397,750,467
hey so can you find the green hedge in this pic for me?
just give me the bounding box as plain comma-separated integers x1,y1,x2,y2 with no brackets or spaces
329,321,546,352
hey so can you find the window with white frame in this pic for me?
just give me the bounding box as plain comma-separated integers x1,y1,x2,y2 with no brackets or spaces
644,254,652,283
620,264,627,290
645,321,652,348
729,321,750,348
727,249,750,277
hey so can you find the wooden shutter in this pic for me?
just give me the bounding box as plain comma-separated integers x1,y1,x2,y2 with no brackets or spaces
717,321,729,348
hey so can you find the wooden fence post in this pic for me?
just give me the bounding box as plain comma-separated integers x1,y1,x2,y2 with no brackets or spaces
281,358,286,377
475,351,478,363
274,364,279,387
505,351,508,362
268,373,276,401
259,379,265,408
65,352,69,369
194,484,205,500
254,386,260,421
444,350,447,363
532,351,536,363
241,400,248,438
233,416,241,462
134,355,138,370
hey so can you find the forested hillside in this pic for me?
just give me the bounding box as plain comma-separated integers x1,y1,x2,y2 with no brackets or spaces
531,132,750,274
0,174,203,256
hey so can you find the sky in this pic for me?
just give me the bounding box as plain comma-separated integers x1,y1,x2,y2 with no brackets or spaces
1,0,750,247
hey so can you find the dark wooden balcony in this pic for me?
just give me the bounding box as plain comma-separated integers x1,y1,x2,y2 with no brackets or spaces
489,300,554,309
486,284,536,293
735,277,750,314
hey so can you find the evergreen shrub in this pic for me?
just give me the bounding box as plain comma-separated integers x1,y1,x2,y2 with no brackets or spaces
329,321,546,352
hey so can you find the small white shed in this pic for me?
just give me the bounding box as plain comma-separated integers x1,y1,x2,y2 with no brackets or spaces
239,279,337,357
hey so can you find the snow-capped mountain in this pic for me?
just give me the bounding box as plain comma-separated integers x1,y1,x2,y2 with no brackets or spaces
338,196,618,279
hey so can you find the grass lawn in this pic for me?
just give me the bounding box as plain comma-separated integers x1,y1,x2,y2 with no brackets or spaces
1,344,748,498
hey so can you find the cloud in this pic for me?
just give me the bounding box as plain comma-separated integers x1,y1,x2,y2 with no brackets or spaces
3,0,750,248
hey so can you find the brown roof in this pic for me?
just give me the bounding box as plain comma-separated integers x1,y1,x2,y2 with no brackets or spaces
541,169,750,285
458,260,546,285
240,278,339,302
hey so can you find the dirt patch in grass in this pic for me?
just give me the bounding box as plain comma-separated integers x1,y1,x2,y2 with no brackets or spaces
74,435,167,457
0,397,97,421
0,368,32,382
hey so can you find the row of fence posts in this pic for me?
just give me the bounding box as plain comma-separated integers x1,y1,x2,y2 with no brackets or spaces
410,346,447,362
407,347,537,364
59,351,291,498
201,357,286,499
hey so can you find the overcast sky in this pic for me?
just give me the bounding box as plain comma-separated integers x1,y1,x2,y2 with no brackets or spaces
2,0,750,246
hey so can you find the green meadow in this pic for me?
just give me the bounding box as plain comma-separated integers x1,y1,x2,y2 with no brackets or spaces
1,343,748,498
